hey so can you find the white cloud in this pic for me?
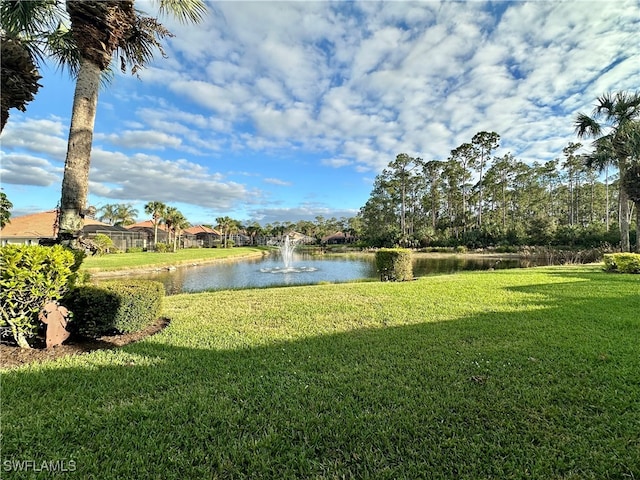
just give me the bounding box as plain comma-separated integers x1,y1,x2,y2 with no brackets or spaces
101,130,183,150
0,118,68,161
0,153,60,186
263,178,292,187
5,1,639,223
321,157,352,168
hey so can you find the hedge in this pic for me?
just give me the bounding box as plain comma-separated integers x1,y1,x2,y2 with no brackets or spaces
65,280,164,337
375,248,413,281
603,253,640,274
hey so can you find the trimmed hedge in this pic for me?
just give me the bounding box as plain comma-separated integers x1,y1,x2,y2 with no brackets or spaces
603,253,640,274
65,280,164,337
0,245,81,348
375,248,413,281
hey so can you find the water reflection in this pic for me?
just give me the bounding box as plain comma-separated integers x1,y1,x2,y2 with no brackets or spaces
111,252,552,295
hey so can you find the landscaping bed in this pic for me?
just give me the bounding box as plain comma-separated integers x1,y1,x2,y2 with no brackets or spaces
0,318,169,369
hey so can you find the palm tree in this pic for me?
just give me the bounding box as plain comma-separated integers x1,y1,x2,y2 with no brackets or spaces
216,216,233,248
98,204,118,225
164,207,188,252
57,0,206,246
575,91,640,252
114,203,138,226
0,0,77,132
245,221,264,246
0,34,41,132
144,201,166,248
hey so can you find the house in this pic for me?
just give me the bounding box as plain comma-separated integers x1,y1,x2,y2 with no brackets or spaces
184,225,222,247
0,210,144,250
125,220,170,247
125,220,198,249
321,231,356,245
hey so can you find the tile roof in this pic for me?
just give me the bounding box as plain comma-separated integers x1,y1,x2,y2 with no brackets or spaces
125,220,170,232
184,225,221,235
1,210,110,239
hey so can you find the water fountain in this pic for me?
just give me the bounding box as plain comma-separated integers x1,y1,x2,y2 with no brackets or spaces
260,234,318,274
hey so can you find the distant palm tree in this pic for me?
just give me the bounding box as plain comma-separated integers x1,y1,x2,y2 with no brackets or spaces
98,204,119,225
245,221,264,246
114,203,138,227
144,201,166,248
575,91,640,252
56,0,206,246
164,207,189,252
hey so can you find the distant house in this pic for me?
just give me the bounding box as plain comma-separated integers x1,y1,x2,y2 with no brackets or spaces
0,210,143,250
125,220,198,249
321,231,356,245
125,220,170,248
184,225,221,247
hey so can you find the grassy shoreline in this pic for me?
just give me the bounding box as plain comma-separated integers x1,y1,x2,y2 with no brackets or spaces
3,265,639,478
81,246,269,277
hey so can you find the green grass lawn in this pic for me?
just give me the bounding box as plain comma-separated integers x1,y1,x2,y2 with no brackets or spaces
80,246,268,272
2,265,639,479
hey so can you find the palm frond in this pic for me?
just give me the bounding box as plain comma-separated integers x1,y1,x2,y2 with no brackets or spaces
117,14,173,75
0,0,66,37
45,23,80,76
157,0,207,24
583,136,615,172
574,113,601,139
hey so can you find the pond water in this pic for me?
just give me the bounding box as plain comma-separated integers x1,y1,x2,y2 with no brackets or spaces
118,252,552,295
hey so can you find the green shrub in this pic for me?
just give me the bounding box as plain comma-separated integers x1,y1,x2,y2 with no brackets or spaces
375,248,413,281
603,253,640,274
155,242,170,253
92,234,115,254
65,280,164,337
126,246,144,253
0,245,79,348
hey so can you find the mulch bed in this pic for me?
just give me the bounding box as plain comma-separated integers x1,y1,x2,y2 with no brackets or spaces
0,318,170,370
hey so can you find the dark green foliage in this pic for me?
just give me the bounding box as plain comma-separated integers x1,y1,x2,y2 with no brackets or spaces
0,245,78,347
603,253,640,273
65,280,164,337
92,233,115,254
375,248,413,281
155,242,170,253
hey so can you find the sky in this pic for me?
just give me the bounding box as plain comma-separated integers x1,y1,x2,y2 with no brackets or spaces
1,0,639,226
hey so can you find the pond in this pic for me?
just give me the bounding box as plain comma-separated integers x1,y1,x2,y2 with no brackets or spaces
117,252,553,295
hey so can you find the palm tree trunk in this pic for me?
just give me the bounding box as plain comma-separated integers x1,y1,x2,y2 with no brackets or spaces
605,165,610,231
635,203,640,253
153,221,159,247
620,186,631,252
58,57,101,245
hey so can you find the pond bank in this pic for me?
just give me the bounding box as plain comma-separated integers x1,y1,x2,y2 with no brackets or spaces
84,249,269,278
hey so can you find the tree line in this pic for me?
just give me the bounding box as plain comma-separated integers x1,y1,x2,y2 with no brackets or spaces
358,92,640,252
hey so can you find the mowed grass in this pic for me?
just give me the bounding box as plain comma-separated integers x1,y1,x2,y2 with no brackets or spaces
2,265,639,479
80,246,267,272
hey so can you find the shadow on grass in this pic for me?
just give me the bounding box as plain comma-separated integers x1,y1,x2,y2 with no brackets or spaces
2,269,639,479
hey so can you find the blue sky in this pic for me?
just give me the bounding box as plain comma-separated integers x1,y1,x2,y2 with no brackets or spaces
1,0,638,226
